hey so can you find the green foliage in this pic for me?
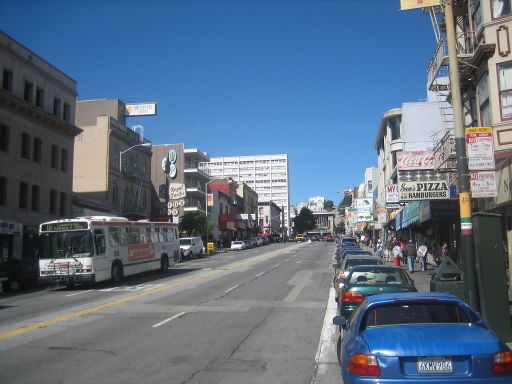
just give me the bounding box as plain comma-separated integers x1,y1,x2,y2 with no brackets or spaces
324,199,335,211
179,212,207,237
338,193,353,213
294,207,316,234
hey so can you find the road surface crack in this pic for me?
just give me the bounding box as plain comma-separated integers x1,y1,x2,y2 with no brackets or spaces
229,308,273,358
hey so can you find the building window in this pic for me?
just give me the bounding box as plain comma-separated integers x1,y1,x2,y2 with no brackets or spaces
389,116,401,140
493,0,511,18
61,148,68,171
49,189,57,214
51,145,59,169
471,0,483,33
23,80,33,103
498,62,512,120
59,192,66,215
0,176,6,205
21,133,30,159
0,124,9,152
63,102,70,121
35,88,44,108
478,72,491,126
53,97,61,116
31,185,40,211
2,69,13,91
19,182,28,209
33,137,42,163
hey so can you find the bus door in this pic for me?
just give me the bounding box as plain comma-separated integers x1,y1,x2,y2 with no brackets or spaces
93,228,110,280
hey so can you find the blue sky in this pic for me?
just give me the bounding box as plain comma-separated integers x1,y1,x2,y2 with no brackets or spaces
1,0,435,205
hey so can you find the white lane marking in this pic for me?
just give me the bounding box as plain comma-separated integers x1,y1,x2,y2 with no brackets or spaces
311,287,339,383
201,268,213,271
225,285,239,293
65,289,94,297
255,272,265,277
272,264,280,268
152,312,186,328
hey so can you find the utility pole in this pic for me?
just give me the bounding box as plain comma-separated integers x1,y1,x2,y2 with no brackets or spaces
444,1,479,310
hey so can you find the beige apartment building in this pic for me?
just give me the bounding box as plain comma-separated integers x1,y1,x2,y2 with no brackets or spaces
427,1,512,287
73,99,152,219
0,31,81,260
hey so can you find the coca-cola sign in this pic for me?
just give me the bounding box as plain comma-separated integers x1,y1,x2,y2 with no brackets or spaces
397,151,435,171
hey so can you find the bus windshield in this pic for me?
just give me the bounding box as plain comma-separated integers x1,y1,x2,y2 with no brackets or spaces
39,231,94,259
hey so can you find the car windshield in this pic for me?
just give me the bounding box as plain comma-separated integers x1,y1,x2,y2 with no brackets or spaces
233,241,243,244
348,268,411,285
345,258,381,268
363,302,471,327
180,239,192,245
39,231,94,259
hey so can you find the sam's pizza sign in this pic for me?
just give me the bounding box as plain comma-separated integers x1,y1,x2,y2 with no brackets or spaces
399,173,450,201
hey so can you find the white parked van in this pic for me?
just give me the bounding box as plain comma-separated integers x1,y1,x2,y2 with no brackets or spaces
179,237,204,260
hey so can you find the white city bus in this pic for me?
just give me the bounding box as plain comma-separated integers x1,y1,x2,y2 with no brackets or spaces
38,216,180,285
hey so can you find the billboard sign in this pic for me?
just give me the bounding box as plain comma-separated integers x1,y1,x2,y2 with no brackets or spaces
434,132,456,170
125,103,157,116
397,151,435,171
465,127,495,170
398,172,450,201
400,0,440,10
470,171,497,198
385,184,399,203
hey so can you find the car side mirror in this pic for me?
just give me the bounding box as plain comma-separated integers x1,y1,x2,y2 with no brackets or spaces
333,316,347,329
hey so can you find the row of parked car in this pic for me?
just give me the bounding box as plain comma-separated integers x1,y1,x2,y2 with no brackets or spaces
332,236,512,383
231,236,274,251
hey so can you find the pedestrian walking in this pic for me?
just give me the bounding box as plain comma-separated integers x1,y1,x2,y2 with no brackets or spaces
392,242,402,266
417,242,428,271
406,240,417,273
376,239,383,259
400,240,408,265
441,241,449,261
385,239,392,262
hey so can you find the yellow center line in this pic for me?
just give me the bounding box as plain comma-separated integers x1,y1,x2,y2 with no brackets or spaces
0,248,292,341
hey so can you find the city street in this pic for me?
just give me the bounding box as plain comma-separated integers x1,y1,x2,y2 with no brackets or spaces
0,242,335,384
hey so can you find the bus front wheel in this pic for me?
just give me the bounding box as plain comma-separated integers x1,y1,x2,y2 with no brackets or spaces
111,262,123,284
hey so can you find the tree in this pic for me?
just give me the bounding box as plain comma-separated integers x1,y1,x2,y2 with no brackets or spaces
179,212,207,237
294,207,316,234
324,199,335,211
338,193,353,213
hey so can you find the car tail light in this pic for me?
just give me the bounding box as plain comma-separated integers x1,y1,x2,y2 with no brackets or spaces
348,354,381,376
494,351,512,374
342,291,365,303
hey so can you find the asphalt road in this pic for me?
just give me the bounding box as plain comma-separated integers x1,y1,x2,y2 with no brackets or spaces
0,241,335,384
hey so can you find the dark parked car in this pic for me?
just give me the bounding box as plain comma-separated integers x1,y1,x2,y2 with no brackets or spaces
0,258,39,292
338,265,416,319
333,292,512,383
333,255,383,302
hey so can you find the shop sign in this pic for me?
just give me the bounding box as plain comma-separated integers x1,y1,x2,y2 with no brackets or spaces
377,208,387,224
169,183,186,199
466,127,495,170
470,171,497,198
207,193,214,206
399,172,450,201
433,132,456,170
385,184,399,203
397,151,435,171
0,221,23,235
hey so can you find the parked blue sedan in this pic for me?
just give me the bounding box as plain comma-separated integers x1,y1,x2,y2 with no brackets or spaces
333,292,512,383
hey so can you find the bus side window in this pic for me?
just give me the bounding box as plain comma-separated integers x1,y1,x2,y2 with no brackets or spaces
94,229,106,255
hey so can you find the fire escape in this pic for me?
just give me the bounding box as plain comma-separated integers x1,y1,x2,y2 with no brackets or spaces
426,2,494,171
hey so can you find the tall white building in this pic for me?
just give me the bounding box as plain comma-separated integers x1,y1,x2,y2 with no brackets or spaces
200,154,290,232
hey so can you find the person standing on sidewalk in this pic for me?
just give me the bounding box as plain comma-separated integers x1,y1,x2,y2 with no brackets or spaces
406,240,417,273
376,239,383,259
392,241,402,266
417,242,428,271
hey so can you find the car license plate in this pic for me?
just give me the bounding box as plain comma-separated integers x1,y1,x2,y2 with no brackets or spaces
417,357,453,374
